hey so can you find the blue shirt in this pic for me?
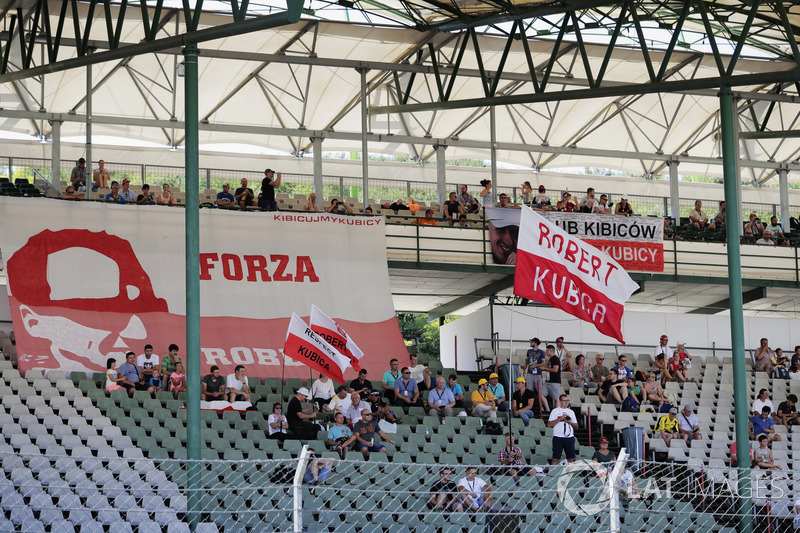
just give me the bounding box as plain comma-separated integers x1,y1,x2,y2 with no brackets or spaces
750,414,774,436
105,193,127,204
118,362,139,382
327,425,352,442
526,349,546,375
613,365,632,379
216,192,235,203
394,378,418,399
427,388,455,407
382,370,400,389
488,383,506,400
446,382,463,396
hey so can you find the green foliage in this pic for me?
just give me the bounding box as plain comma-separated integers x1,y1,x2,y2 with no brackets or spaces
396,313,459,359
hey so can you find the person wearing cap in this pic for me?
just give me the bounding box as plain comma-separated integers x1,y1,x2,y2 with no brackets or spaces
394,366,422,408
457,184,479,213
70,157,87,189
368,391,397,423
578,187,598,213
524,338,549,412
136,183,156,205
749,406,781,443
259,168,282,211
234,177,254,209
343,392,371,426
688,200,710,229
352,408,395,459
615,195,634,216
511,377,535,426
287,387,320,440
215,183,235,208
556,191,576,212
119,178,136,202
487,373,508,411
348,369,374,400
677,405,702,443
471,379,497,420
653,408,680,446
593,194,611,215
428,376,456,421
457,467,493,512
592,438,614,465
554,337,573,373
744,213,763,237
534,185,551,209
498,433,534,480
548,394,578,465
201,365,226,401
105,180,127,204
417,208,438,225
93,159,110,189
654,334,672,360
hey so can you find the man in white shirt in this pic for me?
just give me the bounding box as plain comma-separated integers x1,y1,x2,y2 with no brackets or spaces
678,404,702,442
653,334,672,359
324,386,353,416
137,344,160,381
226,365,251,403
407,354,432,391
752,388,775,416
547,394,578,465
457,467,493,511
344,392,370,425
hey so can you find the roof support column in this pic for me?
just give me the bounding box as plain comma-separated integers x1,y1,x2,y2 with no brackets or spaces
182,43,202,533
436,144,447,205
720,85,752,533
359,68,370,208
51,121,61,193
667,159,679,222
778,166,790,233
490,106,497,187
312,137,323,196
84,60,92,200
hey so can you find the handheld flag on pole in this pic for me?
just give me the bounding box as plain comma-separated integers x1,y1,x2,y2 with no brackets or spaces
514,206,639,343
309,304,364,371
283,313,350,383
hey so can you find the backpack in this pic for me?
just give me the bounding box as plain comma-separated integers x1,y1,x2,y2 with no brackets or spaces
660,403,674,414
621,397,639,413
484,420,503,435
774,366,790,380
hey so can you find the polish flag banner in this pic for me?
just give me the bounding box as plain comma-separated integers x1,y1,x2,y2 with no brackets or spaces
514,206,639,343
284,313,350,383
309,304,364,371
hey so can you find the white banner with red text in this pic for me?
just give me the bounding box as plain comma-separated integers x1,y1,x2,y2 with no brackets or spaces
514,206,640,344
486,208,664,271
0,197,406,381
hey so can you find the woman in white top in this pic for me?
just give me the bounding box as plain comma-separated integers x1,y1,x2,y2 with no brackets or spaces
105,358,124,392
310,374,336,411
268,403,289,442
157,183,177,206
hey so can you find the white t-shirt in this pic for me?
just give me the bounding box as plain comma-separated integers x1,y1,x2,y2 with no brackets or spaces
327,395,352,415
408,364,426,384
137,354,159,371
268,413,287,435
653,344,672,358
549,407,576,438
227,374,244,392
344,400,370,424
310,378,335,400
458,476,488,506
752,398,774,415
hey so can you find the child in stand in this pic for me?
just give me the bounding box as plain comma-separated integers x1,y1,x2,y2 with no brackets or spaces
170,361,187,400
106,358,125,392
149,369,163,397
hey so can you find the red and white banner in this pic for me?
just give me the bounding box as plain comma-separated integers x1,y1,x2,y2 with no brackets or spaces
514,206,639,343
487,208,663,271
0,198,407,381
310,304,364,371
284,313,350,383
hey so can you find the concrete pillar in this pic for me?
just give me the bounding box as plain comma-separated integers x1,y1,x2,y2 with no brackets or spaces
312,137,323,197
51,121,61,194
668,160,679,222
436,144,447,205
778,166,790,233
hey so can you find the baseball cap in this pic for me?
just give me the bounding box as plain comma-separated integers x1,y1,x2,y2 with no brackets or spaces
515,377,526,383
660,335,668,341
296,387,310,397
669,408,678,414
122,178,130,184
621,194,629,200
478,378,488,386
677,341,686,346
684,404,694,412
538,185,545,192
265,168,274,173
489,373,499,379
599,438,608,444
370,390,380,395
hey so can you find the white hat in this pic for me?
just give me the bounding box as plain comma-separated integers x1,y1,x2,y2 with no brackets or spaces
296,387,310,397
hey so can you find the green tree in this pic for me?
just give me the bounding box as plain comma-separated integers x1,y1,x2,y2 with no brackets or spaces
396,313,458,359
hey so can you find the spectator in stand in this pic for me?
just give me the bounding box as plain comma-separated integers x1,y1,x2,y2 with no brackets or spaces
215,183,235,207
592,437,614,464
446,374,465,409
749,406,781,442
751,435,782,470
364,206,374,215
542,344,561,403
626,378,644,407
524,338,549,411
571,354,595,392
428,376,456,422
408,354,432,392
135,184,156,205
394,367,421,408
776,394,798,429
324,386,352,416
259,169,281,211
613,355,632,380
496,193,518,209
589,354,610,391
138,344,160,382
268,403,289,442
417,208,438,225
326,411,354,458
757,229,776,245
119,179,136,203
471,379,497,421
479,179,493,208
713,201,726,229
654,408,680,446
518,181,533,205
157,183,177,206
105,358,125,392
105,181,126,204
344,392,371,425
548,394,578,465
677,405,702,443
556,191,576,212
765,216,786,244
349,369,374,400
554,337,573,372
754,338,775,375
385,198,409,212
303,448,334,487
752,389,775,416
287,388,320,440
534,185,552,210
689,200,710,229
303,193,321,212
458,184,479,213
93,160,110,189
653,353,668,384
745,214,764,237
310,373,335,412
511,377,535,426
674,342,693,370
381,358,401,404
615,195,634,216
654,334,672,360
160,344,182,392
599,369,626,405
458,467,493,511
61,186,82,200
326,198,353,215
234,178,254,209
487,373,508,412
70,158,88,189
352,409,395,459
793,346,800,373
226,365,252,403
593,194,611,214
666,352,689,383
201,365,226,401
771,348,789,376
169,361,187,400
498,433,535,480
578,187,598,213
407,197,421,213
148,370,163,396
369,391,397,423
643,373,665,409
429,468,463,512
443,192,465,224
